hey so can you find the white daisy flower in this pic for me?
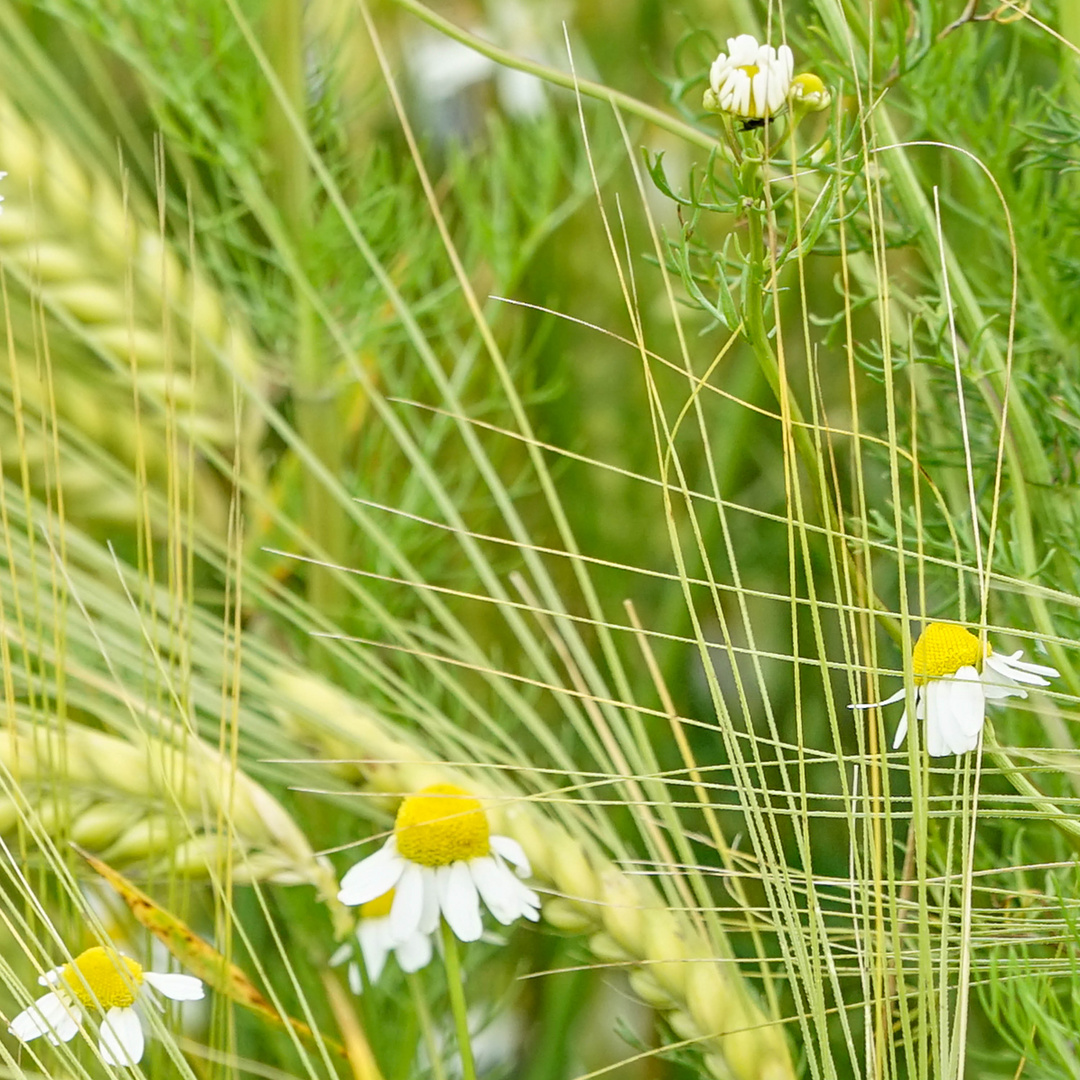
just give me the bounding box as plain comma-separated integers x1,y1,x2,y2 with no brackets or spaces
338,784,541,944
8,945,204,1066
330,887,434,991
851,622,1060,757
703,34,794,120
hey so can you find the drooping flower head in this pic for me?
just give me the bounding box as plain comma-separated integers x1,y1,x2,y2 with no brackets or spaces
337,784,540,944
851,622,1059,757
331,887,434,992
703,34,794,120
8,945,204,1066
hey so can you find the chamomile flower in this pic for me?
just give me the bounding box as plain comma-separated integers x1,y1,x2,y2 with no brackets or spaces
703,34,794,120
330,888,434,992
851,622,1060,757
8,946,204,1066
337,784,541,944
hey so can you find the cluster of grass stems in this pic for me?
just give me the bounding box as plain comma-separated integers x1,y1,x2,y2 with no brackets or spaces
1,1,1079,1079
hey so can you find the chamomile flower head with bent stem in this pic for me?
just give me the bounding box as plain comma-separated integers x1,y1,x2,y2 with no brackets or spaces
330,888,434,992
703,34,794,120
337,784,541,944
851,622,1060,757
8,945,204,1066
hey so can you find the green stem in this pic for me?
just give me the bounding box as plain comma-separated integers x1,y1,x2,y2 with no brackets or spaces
264,0,347,630
409,971,449,1080
439,921,477,1080
743,178,900,642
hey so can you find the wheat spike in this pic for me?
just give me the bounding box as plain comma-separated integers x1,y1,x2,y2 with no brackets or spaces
0,720,342,916
0,94,265,532
273,671,795,1080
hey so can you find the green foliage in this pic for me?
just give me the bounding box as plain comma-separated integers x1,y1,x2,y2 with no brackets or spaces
2,1,1080,1079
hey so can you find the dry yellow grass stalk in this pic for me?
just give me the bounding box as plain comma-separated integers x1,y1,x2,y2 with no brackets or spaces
273,671,795,1080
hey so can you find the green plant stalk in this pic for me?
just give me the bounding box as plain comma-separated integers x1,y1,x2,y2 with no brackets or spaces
409,971,449,1080
742,167,900,646
439,921,477,1080
264,0,347,627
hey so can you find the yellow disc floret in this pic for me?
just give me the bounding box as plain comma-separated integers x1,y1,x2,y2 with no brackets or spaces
790,73,831,111
61,947,143,1010
360,889,395,920
911,623,984,683
394,784,489,867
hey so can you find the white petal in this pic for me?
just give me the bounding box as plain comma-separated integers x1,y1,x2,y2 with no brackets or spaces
891,706,910,750
709,57,728,94
925,674,984,756
143,971,205,1001
923,681,950,757
38,967,64,986
358,918,392,984
394,931,434,974
490,835,531,877
1010,656,1060,679
470,857,520,925
850,687,907,711
733,73,751,117
9,992,79,1044
329,942,351,968
947,669,986,741
778,44,794,79
347,962,362,996
749,69,767,116
505,871,542,921
338,842,404,907
390,862,426,942
99,1006,145,1066
438,861,483,942
985,652,1053,686
419,871,441,935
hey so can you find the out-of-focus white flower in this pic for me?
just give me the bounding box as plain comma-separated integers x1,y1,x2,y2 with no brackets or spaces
338,784,540,944
8,946,204,1066
331,887,434,991
703,34,794,120
850,622,1059,757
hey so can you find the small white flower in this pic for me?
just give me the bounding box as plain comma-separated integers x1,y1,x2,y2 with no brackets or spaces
330,887,434,991
851,622,1059,757
704,34,794,120
8,945,204,1066
338,784,541,944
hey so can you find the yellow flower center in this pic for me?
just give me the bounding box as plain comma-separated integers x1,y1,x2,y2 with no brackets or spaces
791,72,825,98
60,947,143,1010
911,623,986,683
360,889,395,920
737,64,760,78
394,784,490,867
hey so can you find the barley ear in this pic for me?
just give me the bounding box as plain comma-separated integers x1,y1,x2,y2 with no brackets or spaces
273,671,794,1080
0,720,346,931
